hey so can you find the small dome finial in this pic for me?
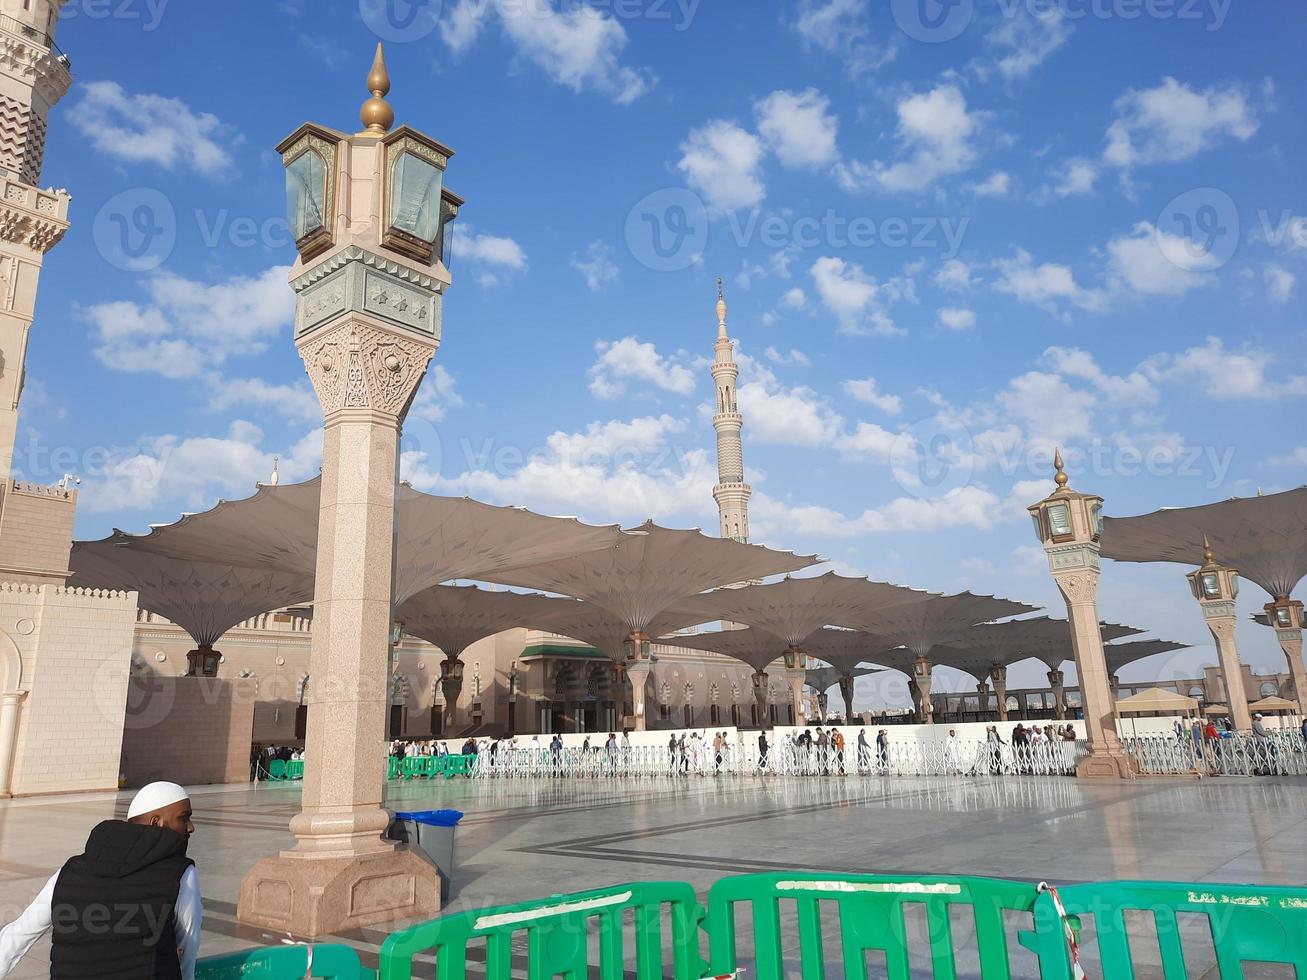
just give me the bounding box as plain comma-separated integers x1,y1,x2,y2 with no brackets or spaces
360,43,395,135
715,276,728,339
1202,532,1214,564
1053,447,1069,489
268,455,280,487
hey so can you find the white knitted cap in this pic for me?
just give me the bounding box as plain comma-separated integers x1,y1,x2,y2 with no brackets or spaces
127,781,189,819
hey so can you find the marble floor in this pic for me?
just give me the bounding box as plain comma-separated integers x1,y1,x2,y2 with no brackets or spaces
0,774,1304,977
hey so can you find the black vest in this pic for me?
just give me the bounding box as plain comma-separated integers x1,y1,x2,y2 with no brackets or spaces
50,820,193,980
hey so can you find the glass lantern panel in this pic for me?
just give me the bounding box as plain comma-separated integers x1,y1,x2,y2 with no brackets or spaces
1030,511,1043,542
1089,501,1103,536
1276,607,1292,627
1047,502,1072,537
1230,574,1239,598
285,149,326,241
390,152,443,243
1201,572,1221,599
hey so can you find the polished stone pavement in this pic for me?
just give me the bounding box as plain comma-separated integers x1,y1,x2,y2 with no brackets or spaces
0,774,1304,977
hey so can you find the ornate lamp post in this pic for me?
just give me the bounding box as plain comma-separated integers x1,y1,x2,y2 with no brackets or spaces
783,645,807,725
1028,451,1134,777
623,632,653,730
238,46,461,935
912,656,933,724
1047,668,1067,720
1264,597,1305,708
990,664,1008,721
438,655,465,733
1187,538,1251,731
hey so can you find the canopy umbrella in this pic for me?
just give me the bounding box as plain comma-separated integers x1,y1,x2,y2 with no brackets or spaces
1114,688,1198,714
1248,695,1299,713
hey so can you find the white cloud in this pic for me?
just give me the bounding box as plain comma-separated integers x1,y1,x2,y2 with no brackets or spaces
1264,264,1295,304
752,485,1003,537
207,376,319,422
80,266,295,379
1104,77,1259,169
1106,221,1221,297
409,365,463,423
571,241,620,292
782,287,808,309
934,259,975,292
67,82,239,178
993,249,1107,316
82,421,323,515
833,421,899,463
995,371,1098,446
985,8,1072,81
449,224,527,286
1268,446,1307,467
588,337,696,400
938,307,976,331
764,347,812,367
974,171,1011,197
677,120,766,212
810,256,904,336
755,88,839,169
439,0,653,104
1143,338,1307,401
408,414,714,526
1044,157,1098,198
1040,347,1158,405
842,377,902,414
837,85,981,193
792,0,894,78
737,377,843,446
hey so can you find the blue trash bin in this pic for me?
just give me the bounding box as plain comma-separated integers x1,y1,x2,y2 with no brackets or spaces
390,809,463,900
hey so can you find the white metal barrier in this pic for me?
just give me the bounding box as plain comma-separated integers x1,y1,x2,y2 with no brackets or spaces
1123,732,1307,777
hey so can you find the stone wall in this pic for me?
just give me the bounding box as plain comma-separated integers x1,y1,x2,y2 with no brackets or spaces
120,676,256,787
5,584,137,795
0,482,76,583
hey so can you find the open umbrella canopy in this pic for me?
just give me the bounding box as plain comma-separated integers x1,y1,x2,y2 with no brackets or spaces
485,521,820,634
539,600,722,660
394,585,572,657
687,572,934,647
1248,695,1299,712
802,626,904,673
667,625,791,674
68,543,314,648
834,591,1040,658
70,476,628,611
1101,487,1307,599
946,616,1146,672
1115,687,1198,714
804,664,881,695
1104,639,1190,676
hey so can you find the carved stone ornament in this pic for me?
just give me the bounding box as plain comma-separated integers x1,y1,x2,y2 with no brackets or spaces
1054,569,1100,605
299,319,433,418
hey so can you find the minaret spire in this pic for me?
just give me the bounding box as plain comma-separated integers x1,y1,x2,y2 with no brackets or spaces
710,279,752,543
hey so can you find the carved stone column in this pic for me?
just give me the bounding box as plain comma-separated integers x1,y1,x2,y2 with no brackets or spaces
750,670,769,726
1205,616,1251,732
912,657,933,724
783,646,807,726
975,680,990,718
991,665,1008,722
0,691,27,798
1047,668,1067,720
1266,599,1306,709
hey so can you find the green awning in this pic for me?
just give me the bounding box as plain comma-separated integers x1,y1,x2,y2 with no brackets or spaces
519,643,608,661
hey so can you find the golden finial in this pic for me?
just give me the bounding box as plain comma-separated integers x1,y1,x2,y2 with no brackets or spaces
1202,533,1215,564
1053,448,1069,489
360,43,394,135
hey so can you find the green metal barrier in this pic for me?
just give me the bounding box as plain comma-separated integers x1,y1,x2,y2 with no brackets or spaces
286,759,305,780
197,943,374,979
443,754,473,778
388,756,401,780
377,881,704,980
266,759,287,781
1031,880,1307,979
705,872,1043,980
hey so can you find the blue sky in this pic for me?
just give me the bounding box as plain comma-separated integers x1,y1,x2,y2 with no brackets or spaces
18,0,1306,695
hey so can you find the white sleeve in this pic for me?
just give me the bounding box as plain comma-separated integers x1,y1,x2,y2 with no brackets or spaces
0,871,57,977
174,866,202,980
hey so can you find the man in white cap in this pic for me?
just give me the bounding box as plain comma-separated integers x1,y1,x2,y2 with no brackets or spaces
0,781,201,979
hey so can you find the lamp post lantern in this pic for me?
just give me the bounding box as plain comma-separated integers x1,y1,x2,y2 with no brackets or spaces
1186,537,1252,731
238,45,461,936
783,645,807,726
1028,450,1134,777
1265,597,1306,708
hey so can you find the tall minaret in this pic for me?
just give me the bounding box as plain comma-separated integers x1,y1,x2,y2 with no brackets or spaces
711,277,751,542
0,0,72,486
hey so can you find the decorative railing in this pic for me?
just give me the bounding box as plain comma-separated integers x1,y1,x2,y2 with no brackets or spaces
1124,732,1307,777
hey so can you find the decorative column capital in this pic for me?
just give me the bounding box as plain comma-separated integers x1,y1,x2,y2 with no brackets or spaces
1047,668,1065,687
0,691,27,707
1052,567,1100,606
298,319,434,422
